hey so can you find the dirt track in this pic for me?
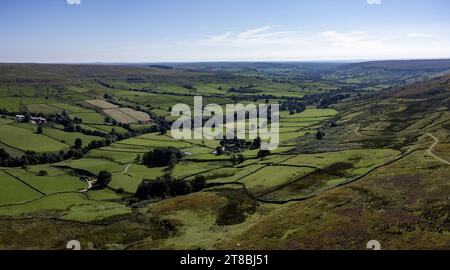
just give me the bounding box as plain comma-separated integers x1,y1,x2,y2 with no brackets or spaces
426,133,450,165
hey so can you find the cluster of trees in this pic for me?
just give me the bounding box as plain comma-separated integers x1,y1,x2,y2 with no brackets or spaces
217,137,262,155
141,147,183,168
0,131,117,167
95,79,116,89
135,174,206,200
182,84,197,91
318,93,350,108
95,170,112,189
299,91,351,108
280,100,306,114
228,85,262,94
0,148,96,167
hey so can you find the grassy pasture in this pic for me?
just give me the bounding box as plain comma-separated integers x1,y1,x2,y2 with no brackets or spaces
239,165,315,195
103,108,138,124
117,137,193,149
0,142,24,157
43,127,101,146
61,203,131,222
21,97,52,105
86,189,122,201
279,131,310,143
85,99,119,109
5,167,85,194
111,165,164,192
203,164,267,184
282,149,400,172
25,104,61,114
55,158,126,175
0,97,21,111
0,193,131,222
69,112,105,124
0,170,42,205
280,108,338,119
86,149,139,164
0,117,14,125
152,108,171,117
171,161,225,179
50,103,92,113
82,124,128,133
0,125,69,152
118,108,151,122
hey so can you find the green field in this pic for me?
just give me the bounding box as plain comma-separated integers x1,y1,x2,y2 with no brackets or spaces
56,158,127,175
25,104,61,114
69,112,106,124
0,170,42,205
5,166,86,194
0,193,131,222
43,127,101,146
0,97,21,111
0,125,69,152
1,62,450,250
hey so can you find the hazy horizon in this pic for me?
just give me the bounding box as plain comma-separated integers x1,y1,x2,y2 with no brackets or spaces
2,57,450,65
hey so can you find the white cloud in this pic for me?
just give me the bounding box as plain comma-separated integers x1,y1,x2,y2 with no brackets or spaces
205,26,305,47
175,26,449,62
67,0,81,5
320,31,369,46
367,0,382,5
407,33,437,38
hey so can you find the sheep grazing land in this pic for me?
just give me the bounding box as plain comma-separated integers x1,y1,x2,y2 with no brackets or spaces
0,60,450,250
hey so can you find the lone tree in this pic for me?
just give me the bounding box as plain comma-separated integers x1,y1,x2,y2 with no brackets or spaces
37,125,43,134
37,170,48,176
191,175,207,192
252,137,261,149
74,138,83,149
215,146,223,156
159,126,168,135
315,129,325,140
96,170,112,188
257,150,271,158
168,153,178,170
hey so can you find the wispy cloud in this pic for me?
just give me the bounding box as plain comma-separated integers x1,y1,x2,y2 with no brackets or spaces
320,31,370,46
367,0,382,5
67,0,81,5
205,26,304,47
407,33,437,38
181,26,450,61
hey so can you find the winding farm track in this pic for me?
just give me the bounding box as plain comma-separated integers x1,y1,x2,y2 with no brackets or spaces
354,126,364,137
80,180,95,193
426,133,450,165
122,164,131,173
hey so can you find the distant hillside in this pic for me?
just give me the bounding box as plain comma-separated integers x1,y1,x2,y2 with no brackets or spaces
340,59,450,72
0,64,200,84
151,62,343,73
324,59,450,89
382,73,450,99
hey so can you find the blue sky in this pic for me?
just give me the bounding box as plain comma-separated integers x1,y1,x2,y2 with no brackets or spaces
0,0,449,62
